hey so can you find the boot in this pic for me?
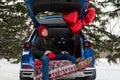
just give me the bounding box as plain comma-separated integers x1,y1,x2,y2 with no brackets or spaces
76,57,92,69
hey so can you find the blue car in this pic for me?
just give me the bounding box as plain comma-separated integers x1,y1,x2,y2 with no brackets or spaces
20,0,96,80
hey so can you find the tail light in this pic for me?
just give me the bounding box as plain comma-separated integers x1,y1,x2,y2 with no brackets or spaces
84,40,92,48
22,65,33,69
24,41,31,50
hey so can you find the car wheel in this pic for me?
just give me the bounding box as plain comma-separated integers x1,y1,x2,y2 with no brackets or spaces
20,77,33,80
81,77,95,80
75,77,95,80
92,69,96,79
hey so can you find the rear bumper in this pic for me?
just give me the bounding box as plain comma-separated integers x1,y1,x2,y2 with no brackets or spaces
58,67,96,79
20,67,96,79
83,67,96,79
20,69,34,78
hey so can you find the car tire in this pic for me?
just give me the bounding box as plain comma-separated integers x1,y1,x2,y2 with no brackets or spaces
92,69,96,79
20,77,33,80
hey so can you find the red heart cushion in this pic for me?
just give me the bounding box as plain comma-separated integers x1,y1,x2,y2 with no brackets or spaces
62,11,78,25
83,8,96,24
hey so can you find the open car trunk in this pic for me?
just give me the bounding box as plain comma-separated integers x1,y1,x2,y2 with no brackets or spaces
34,27,84,80
48,27,74,55
35,27,82,57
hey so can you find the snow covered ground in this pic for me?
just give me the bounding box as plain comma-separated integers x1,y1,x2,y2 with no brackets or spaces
95,58,120,80
0,59,20,80
0,58,120,80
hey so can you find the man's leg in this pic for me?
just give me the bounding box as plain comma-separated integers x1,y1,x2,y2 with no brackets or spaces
54,54,77,63
54,54,92,69
40,55,49,80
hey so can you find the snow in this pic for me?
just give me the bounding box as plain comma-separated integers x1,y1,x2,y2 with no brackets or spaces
95,58,120,80
0,59,20,80
0,58,120,80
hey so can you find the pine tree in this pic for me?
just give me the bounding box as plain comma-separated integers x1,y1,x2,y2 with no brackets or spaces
82,0,120,63
0,0,32,62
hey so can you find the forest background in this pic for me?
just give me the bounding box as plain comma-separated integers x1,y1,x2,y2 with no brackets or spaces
0,0,120,63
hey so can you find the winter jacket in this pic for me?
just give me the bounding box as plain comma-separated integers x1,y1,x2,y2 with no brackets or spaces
31,36,62,59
